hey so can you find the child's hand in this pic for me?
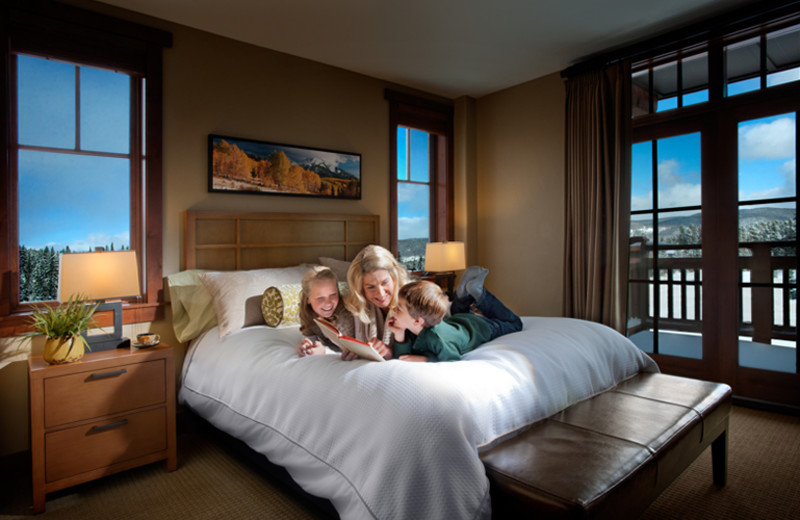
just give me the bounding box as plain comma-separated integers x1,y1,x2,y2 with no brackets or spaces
399,354,428,362
296,338,325,357
386,318,405,343
370,338,392,360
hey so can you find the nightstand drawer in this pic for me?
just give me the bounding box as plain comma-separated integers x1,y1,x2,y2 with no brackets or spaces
43,358,166,428
45,407,167,483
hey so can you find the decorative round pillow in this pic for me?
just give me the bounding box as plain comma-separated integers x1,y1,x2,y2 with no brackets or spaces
261,284,302,328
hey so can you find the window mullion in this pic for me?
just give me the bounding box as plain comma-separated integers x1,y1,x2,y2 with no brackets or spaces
75,66,80,151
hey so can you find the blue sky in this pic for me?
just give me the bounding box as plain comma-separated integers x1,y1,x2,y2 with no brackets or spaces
397,127,431,240
18,55,131,251
631,112,796,219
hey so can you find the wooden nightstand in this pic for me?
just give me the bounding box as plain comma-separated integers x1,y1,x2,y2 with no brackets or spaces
28,345,177,513
414,272,457,297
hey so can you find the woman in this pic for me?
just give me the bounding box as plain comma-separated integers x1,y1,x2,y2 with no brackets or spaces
344,245,411,360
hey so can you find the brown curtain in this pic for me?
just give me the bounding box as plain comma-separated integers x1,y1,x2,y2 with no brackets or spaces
562,62,631,332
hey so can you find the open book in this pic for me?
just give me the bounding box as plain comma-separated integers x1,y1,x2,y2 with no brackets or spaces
314,317,386,362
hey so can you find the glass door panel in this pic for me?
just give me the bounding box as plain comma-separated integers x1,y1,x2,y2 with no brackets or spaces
628,132,703,359
737,113,798,373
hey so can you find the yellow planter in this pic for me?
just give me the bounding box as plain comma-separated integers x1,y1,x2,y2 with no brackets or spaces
43,336,86,365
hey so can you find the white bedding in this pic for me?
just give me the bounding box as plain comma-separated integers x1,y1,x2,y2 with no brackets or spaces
179,316,658,520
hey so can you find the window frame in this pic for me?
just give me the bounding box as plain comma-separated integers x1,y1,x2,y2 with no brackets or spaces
385,90,454,260
0,1,171,335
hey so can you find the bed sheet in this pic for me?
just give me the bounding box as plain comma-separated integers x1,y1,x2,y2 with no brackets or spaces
179,316,658,520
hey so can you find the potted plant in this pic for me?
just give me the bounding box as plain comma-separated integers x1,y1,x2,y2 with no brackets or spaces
24,295,99,364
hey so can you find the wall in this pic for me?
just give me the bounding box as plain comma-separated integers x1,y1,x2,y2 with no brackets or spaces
0,1,569,457
161,25,395,275
475,74,566,316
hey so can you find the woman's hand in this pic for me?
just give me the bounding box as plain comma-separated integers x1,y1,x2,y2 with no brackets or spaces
340,347,360,361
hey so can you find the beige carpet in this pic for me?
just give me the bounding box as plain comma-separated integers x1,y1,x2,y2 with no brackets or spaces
1,405,798,519
641,405,800,520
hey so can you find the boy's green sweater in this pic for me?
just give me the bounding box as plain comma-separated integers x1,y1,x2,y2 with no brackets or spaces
393,314,492,361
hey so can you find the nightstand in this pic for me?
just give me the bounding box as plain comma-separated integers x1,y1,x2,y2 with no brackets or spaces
28,345,177,513
414,271,457,297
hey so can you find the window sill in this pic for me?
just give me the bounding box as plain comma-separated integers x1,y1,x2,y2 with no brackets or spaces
0,302,166,338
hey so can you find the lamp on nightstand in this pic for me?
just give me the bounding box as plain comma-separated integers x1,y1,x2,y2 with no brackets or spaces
58,250,141,351
424,241,466,297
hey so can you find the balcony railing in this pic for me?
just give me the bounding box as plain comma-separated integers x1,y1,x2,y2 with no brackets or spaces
627,239,797,345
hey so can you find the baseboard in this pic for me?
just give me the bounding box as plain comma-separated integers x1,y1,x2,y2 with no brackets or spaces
733,396,800,417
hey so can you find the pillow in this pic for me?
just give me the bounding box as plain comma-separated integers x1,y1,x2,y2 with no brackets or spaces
318,256,351,281
199,265,310,337
262,282,349,328
261,284,302,328
166,269,218,342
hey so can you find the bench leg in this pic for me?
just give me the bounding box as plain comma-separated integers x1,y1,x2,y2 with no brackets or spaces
711,428,728,486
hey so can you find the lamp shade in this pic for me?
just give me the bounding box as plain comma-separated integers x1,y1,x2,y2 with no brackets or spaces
58,250,141,302
424,241,466,272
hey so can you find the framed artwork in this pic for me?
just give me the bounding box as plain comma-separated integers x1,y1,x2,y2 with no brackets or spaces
208,134,361,199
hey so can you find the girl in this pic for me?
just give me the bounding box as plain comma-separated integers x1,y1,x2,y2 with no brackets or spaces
295,266,355,357
344,245,411,360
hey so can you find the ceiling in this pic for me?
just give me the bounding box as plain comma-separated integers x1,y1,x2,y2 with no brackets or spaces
94,0,760,99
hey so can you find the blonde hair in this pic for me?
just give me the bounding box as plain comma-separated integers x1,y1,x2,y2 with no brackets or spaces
399,281,449,327
345,245,411,324
299,266,344,336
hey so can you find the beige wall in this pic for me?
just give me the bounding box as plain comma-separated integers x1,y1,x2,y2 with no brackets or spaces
475,74,566,316
162,26,392,274
0,2,567,457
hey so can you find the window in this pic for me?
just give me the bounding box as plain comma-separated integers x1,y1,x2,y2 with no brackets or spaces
386,90,453,271
17,55,137,302
1,1,170,330
626,8,800,406
726,24,800,96
396,127,432,270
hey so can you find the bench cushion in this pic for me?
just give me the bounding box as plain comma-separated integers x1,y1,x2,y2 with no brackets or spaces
481,373,732,519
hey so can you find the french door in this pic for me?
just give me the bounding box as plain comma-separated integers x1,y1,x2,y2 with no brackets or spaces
628,108,799,407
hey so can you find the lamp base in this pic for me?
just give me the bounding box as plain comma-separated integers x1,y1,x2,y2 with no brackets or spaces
82,301,130,351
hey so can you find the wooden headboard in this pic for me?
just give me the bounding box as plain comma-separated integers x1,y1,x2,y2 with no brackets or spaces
184,211,380,270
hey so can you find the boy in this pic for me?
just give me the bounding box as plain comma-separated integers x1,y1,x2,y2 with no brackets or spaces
387,266,523,362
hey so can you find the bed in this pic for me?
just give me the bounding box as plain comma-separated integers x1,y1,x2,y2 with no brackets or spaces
173,211,665,520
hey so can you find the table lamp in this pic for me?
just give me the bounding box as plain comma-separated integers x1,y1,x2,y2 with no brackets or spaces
424,241,466,296
58,250,141,351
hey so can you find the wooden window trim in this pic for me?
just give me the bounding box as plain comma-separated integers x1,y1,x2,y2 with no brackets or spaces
0,0,172,336
385,89,454,257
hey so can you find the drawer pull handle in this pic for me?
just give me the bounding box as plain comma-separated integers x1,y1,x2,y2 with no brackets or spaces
91,419,129,433
88,368,127,380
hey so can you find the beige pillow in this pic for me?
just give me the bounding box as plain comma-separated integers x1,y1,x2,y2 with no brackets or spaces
166,269,217,342
199,265,309,337
318,256,351,281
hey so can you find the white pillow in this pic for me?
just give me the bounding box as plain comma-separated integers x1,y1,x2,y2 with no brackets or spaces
199,265,310,337
318,256,351,281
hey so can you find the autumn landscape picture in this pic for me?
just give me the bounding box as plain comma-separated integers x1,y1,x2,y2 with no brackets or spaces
209,135,361,199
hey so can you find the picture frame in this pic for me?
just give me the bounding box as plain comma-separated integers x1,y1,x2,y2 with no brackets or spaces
208,134,361,199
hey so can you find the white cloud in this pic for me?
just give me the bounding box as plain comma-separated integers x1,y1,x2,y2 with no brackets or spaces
653,158,701,208
739,117,795,160
398,216,429,240
657,158,683,186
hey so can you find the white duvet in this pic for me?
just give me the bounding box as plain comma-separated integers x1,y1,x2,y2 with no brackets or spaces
179,316,658,520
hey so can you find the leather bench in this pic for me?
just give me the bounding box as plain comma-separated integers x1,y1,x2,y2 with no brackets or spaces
480,373,732,519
